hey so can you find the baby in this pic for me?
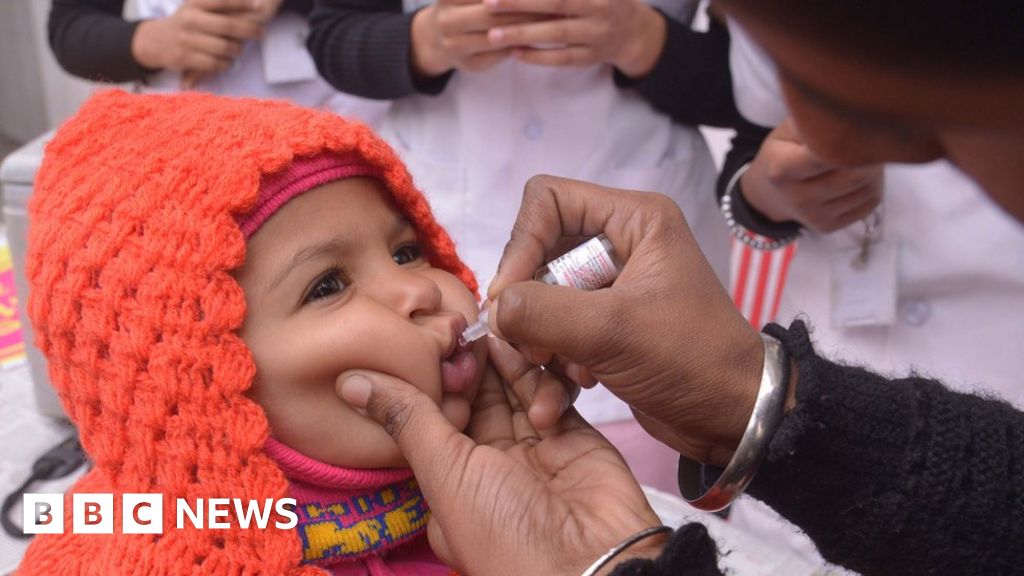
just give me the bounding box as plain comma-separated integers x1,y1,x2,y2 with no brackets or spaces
18,91,487,575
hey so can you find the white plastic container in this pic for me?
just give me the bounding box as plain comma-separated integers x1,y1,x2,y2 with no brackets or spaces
0,131,66,420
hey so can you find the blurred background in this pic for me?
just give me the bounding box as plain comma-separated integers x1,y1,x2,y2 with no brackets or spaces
0,4,105,572
0,0,105,159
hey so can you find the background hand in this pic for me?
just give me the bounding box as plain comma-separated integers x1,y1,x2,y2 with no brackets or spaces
131,0,267,76
337,357,665,575
486,175,764,467
484,0,666,78
740,118,884,233
410,0,549,77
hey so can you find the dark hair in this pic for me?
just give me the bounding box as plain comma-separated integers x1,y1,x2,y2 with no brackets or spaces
722,1,1024,77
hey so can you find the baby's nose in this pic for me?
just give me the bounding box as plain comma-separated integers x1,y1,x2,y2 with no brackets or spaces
379,267,443,318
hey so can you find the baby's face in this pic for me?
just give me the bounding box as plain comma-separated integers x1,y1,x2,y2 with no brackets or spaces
236,178,485,468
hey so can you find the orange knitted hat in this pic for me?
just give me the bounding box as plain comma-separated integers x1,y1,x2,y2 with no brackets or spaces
19,90,476,575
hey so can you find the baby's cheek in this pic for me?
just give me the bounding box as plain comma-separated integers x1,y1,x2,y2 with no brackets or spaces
435,271,480,318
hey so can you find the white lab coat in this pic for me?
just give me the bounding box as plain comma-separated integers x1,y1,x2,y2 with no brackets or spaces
386,0,731,425
133,0,389,123
726,20,1024,567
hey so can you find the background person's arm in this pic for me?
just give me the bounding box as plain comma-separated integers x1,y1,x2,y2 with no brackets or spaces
614,13,750,129
307,0,453,99
715,119,805,240
49,0,152,82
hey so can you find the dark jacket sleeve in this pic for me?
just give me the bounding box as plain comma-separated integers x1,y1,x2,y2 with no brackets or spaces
613,14,741,129
307,0,452,99
609,523,723,576
48,0,152,83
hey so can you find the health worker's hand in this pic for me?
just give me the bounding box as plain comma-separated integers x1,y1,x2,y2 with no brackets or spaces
484,0,667,78
486,175,767,467
336,341,666,575
741,118,884,233
131,0,268,78
410,0,549,77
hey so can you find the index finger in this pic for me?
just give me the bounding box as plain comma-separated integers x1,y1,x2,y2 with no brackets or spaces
189,0,261,12
487,336,579,431
488,174,677,299
486,0,590,15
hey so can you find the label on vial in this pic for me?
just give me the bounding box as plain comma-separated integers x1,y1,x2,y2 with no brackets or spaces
547,237,617,290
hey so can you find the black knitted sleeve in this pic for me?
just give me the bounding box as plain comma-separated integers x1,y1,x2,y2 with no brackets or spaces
609,523,723,576
747,320,1024,574
48,0,152,83
307,0,453,99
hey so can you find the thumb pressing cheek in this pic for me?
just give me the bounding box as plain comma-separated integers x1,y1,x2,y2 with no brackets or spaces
334,370,469,480
336,373,373,415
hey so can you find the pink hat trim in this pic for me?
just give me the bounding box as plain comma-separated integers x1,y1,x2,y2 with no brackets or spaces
239,154,381,238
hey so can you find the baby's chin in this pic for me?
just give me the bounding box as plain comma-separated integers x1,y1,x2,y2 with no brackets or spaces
321,437,409,469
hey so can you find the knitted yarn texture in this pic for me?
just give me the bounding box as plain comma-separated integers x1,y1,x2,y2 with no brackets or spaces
19,90,476,575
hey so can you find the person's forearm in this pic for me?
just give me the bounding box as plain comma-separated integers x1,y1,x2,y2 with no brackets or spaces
616,14,743,128
749,320,1024,575
307,0,452,99
716,121,803,239
49,0,152,82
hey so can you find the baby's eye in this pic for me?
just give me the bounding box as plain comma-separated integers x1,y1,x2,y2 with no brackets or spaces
393,243,423,265
303,270,347,303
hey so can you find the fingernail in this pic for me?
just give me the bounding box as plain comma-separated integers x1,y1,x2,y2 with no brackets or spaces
484,0,500,8
566,364,583,386
488,28,504,44
486,297,504,339
340,375,372,408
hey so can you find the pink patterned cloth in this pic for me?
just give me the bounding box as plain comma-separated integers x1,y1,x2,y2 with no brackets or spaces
264,438,451,576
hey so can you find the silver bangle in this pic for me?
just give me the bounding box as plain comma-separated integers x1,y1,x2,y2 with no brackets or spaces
677,333,789,512
579,525,673,576
720,163,799,250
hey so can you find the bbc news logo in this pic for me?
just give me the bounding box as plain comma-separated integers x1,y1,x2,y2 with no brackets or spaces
23,494,298,534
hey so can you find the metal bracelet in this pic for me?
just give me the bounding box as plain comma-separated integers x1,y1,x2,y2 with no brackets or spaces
720,163,799,251
677,333,789,512
579,525,674,576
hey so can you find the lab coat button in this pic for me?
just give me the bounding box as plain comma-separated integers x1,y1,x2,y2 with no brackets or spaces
902,299,932,326
523,117,544,140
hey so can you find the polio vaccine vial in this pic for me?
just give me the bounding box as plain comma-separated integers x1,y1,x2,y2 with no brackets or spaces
459,234,621,346
533,234,621,289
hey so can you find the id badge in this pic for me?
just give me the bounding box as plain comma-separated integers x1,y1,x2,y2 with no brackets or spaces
262,13,318,85
830,238,898,328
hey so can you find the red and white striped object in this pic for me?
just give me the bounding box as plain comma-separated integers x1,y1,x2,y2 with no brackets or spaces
729,236,798,330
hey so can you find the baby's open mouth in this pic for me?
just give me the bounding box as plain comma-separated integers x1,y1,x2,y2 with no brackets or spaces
441,319,477,393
